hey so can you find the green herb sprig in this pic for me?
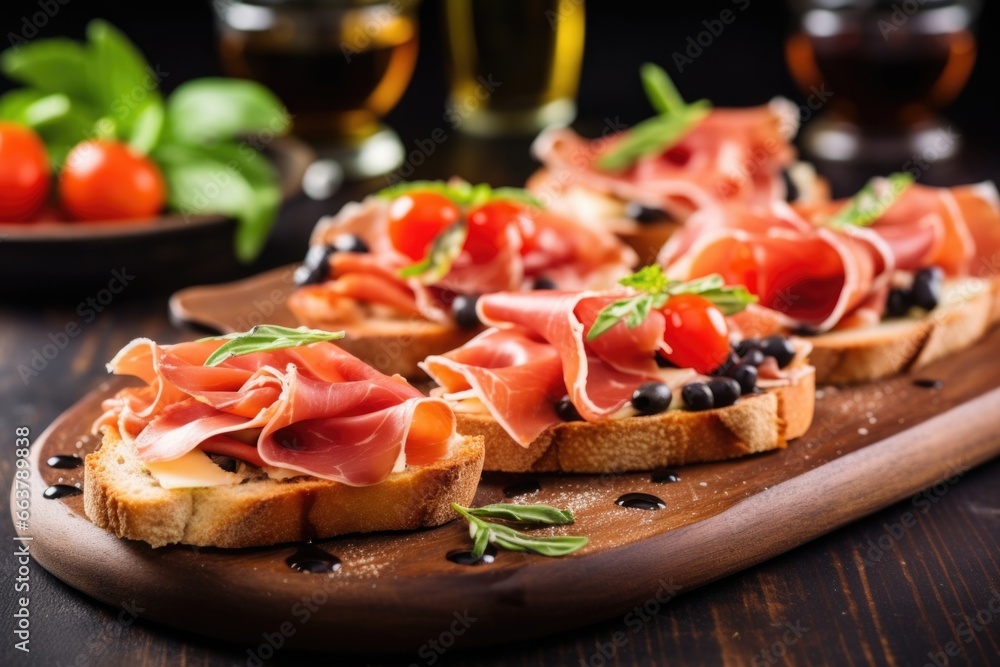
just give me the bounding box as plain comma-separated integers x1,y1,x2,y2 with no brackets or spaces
202,325,344,367
376,180,543,209
452,503,588,558
596,63,712,173
587,266,756,341
826,172,914,229
0,20,288,262
398,219,468,284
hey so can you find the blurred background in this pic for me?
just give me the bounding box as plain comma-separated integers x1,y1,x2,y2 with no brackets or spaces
1,0,998,292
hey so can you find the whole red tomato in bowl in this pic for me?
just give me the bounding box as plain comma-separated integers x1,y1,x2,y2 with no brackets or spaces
59,140,166,221
0,122,50,222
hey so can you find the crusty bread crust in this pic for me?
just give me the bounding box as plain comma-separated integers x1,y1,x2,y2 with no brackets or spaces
84,428,485,548
461,367,815,473
809,278,997,385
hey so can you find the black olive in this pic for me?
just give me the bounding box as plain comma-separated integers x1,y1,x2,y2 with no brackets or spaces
452,294,481,330
681,383,714,411
654,353,676,368
707,377,741,408
712,351,740,376
741,348,765,367
759,336,796,368
727,363,758,395
631,382,673,416
294,244,336,286
734,339,760,358
885,288,911,318
625,202,670,225
555,396,583,422
331,234,369,254
533,277,558,290
791,324,821,336
209,455,239,473
911,266,942,311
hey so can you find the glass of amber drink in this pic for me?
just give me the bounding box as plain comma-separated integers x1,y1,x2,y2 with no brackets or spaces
213,0,420,178
444,0,586,137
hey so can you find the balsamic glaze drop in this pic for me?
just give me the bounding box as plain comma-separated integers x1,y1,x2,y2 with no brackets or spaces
286,543,342,574
650,470,682,484
447,545,497,566
43,485,82,500
913,378,943,389
503,479,541,498
46,454,83,469
615,492,666,511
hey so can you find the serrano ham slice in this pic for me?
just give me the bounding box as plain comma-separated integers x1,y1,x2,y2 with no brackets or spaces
96,338,457,486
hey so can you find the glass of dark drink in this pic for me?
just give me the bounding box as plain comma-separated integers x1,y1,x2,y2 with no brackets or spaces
786,0,979,166
213,0,420,179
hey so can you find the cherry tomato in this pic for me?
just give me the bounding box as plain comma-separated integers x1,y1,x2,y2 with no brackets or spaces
388,192,460,260
659,294,730,374
59,140,165,221
464,200,527,263
0,122,50,222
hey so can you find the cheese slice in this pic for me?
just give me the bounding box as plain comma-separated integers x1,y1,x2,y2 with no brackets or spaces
145,450,242,490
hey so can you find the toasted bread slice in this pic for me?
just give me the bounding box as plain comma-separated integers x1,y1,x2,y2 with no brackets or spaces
457,365,814,474
809,277,998,385
84,427,485,549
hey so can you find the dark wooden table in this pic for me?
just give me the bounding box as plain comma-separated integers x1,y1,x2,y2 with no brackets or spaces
3,134,999,667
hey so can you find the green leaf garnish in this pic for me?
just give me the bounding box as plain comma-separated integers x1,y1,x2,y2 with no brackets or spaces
827,173,914,229
586,265,757,341
452,503,588,558
202,325,344,367
376,180,543,209
398,219,468,284
596,63,711,173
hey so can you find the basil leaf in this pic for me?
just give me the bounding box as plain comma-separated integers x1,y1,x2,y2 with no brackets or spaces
0,89,47,121
640,62,685,115
202,325,344,366
467,503,575,525
127,99,165,154
0,92,101,168
692,286,758,316
0,38,93,101
166,78,289,144
399,219,468,283
153,143,281,262
586,293,666,341
827,172,915,229
619,264,671,293
87,20,163,140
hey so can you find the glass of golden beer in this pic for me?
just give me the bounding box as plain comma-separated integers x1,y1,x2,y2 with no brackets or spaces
444,0,586,137
213,0,420,178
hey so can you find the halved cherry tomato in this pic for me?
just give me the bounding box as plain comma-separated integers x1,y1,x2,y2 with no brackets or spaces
464,200,527,262
659,294,730,373
0,122,50,222
388,192,460,260
59,140,165,221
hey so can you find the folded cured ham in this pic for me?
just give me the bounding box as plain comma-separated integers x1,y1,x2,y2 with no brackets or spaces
288,180,637,378
526,64,828,262
421,289,816,473
84,331,484,548
659,179,1000,383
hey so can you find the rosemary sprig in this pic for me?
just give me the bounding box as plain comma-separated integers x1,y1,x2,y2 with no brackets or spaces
398,219,468,284
826,172,914,229
452,503,588,558
201,325,344,367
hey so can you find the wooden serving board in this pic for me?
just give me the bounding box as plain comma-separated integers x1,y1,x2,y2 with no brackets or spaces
14,322,1000,653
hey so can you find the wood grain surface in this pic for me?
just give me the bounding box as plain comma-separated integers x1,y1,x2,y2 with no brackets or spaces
3,148,999,666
